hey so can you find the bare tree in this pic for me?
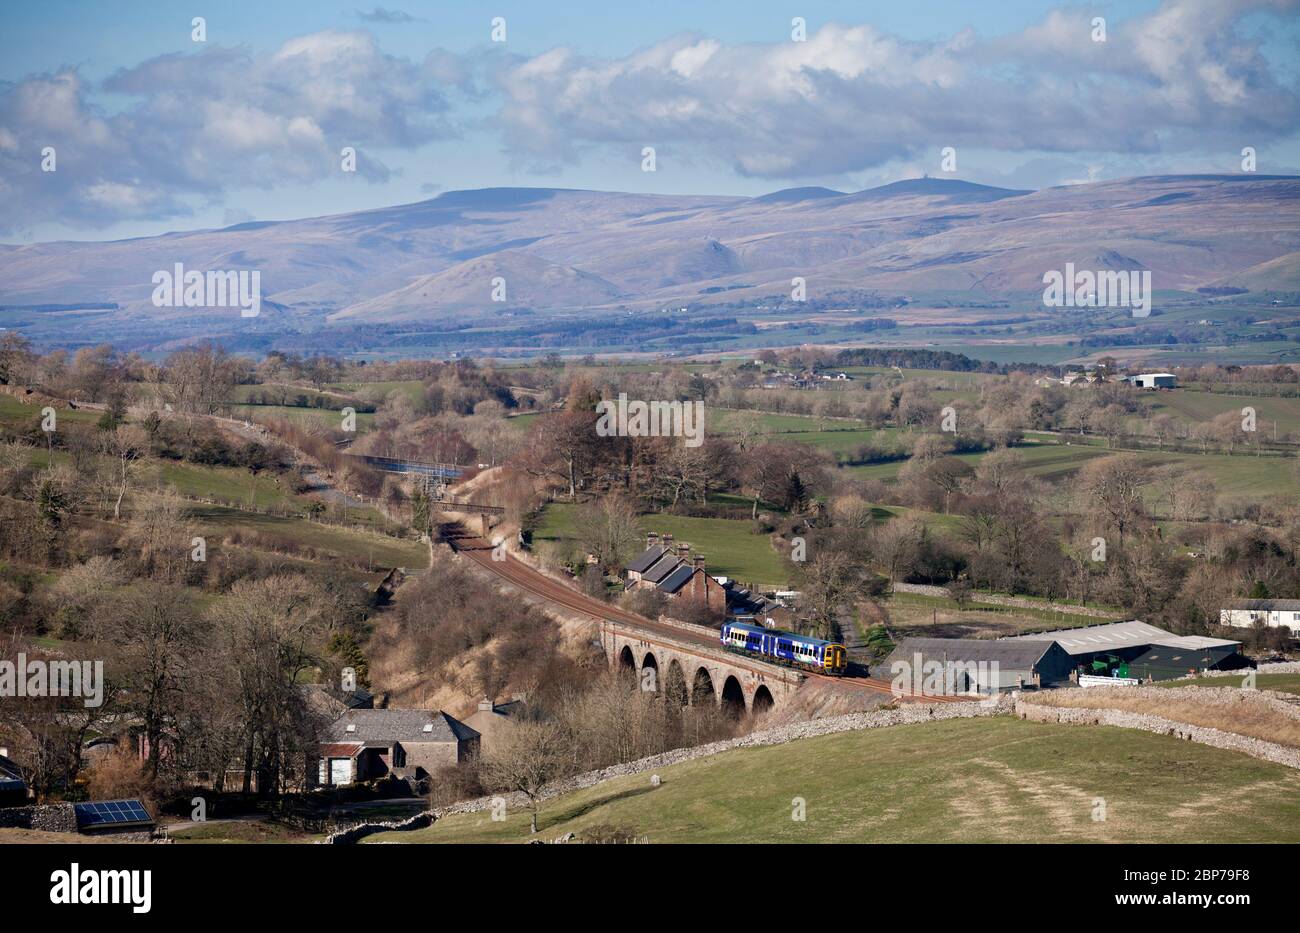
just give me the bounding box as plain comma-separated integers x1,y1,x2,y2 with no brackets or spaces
100,423,148,520
1077,454,1148,545
481,719,572,834
573,494,642,573
871,516,924,591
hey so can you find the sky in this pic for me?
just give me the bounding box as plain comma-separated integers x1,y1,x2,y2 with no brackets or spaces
1,0,1298,243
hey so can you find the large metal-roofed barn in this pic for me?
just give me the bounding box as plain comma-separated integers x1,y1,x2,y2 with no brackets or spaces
1002,620,1248,680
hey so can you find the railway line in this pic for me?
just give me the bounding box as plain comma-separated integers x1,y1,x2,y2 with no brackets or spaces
442,522,965,704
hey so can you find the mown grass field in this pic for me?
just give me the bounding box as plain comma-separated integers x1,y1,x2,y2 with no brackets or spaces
535,502,789,584
366,716,1300,844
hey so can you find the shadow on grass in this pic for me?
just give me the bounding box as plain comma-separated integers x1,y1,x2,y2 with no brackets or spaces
533,783,660,836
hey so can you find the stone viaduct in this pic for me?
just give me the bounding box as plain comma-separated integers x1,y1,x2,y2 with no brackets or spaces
599,618,804,714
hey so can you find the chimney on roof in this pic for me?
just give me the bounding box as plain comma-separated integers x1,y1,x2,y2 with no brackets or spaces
647,532,660,549
694,554,705,570
478,697,494,713
662,533,673,546
676,542,690,559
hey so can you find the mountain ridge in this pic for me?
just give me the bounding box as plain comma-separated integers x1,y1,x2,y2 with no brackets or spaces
2,175,1297,330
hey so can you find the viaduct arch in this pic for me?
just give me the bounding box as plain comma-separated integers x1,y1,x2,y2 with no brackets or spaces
599,619,802,714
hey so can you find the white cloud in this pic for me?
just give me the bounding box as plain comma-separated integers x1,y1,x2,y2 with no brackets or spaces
493,0,1300,179
0,0,1296,234
0,31,465,233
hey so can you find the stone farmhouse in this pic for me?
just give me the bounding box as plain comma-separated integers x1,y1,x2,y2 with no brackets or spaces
316,708,479,789
625,533,727,614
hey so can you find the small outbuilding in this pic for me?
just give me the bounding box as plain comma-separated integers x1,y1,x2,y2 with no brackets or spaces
461,696,525,754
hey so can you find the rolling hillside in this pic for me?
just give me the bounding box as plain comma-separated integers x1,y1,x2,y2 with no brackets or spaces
2,175,1298,341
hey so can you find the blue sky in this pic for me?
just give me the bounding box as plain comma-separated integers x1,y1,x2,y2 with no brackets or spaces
2,0,1298,243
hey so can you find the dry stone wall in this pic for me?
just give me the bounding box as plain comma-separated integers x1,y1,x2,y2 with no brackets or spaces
0,803,77,833
322,696,1011,842
1015,689,1300,771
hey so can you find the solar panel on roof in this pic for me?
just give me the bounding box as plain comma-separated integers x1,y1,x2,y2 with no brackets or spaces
73,799,153,828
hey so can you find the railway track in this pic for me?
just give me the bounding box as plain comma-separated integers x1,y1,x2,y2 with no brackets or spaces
443,522,967,704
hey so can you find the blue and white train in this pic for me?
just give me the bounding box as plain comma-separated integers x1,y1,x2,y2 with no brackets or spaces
719,622,848,675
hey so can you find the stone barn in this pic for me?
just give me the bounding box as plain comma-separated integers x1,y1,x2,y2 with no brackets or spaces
316,709,479,788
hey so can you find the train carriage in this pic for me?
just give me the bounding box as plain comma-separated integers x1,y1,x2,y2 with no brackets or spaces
720,621,847,675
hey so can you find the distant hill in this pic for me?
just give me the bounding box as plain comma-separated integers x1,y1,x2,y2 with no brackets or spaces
842,177,1031,203
2,175,1297,335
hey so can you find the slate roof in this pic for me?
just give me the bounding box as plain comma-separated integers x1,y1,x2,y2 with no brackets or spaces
627,545,670,575
1224,599,1300,612
324,709,480,745
659,564,696,595
641,552,685,585
1004,620,1240,655
303,684,375,717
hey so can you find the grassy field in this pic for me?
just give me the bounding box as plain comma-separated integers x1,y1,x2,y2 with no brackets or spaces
0,393,102,428
846,435,1298,502
329,379,426,405
365,716,1300,844
1155,672,1300,696
881,591,1116,640
230,383,345,405
535,502,789,584
507,412,541,431
1022,686,1300,749
142,459,300,510
709,408,859,435
837,366,1002,387
193,506,428,569
167,820,318,844
1144,389,1300,437
230,404,375,433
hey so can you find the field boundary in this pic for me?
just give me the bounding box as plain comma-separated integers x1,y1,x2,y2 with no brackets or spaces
891,582,1118,619
326,696,1011,842
1014,695,1300,771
